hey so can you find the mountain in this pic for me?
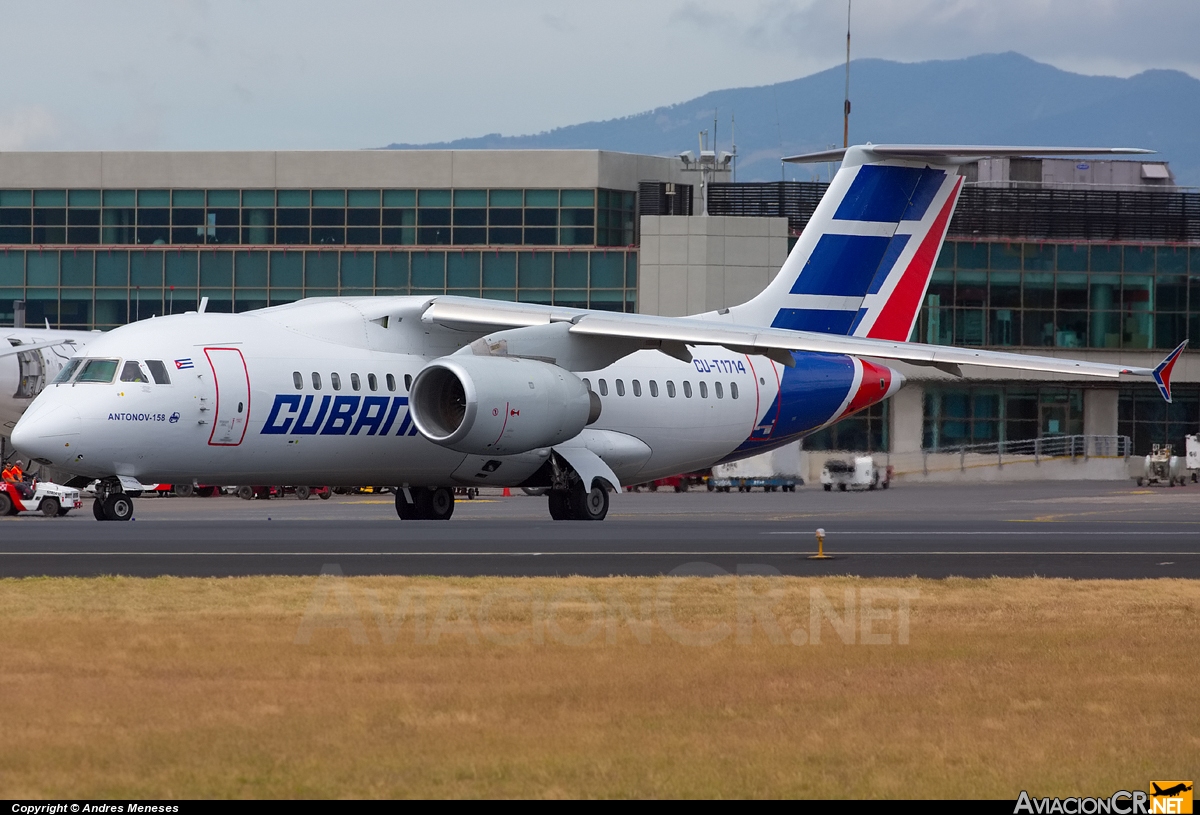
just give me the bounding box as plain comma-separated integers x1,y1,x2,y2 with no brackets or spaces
384,52,1200,187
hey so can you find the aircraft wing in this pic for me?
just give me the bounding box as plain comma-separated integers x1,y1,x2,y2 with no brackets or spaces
0,339,79,359
422,297,1187,400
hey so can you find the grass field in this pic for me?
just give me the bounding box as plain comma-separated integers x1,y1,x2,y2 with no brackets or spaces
0,574,1196,798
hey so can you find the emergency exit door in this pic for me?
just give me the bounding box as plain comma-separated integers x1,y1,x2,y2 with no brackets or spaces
205,347,250,446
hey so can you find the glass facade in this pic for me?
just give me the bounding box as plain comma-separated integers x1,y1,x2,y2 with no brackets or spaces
923,384,1085,450
917,240,1200,350
802,401,889,452
0,187,637,248
1119,384,1200,457
0,248,638,329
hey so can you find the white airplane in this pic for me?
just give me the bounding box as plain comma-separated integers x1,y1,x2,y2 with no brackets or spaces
11,144,1188,523
1,325,94,439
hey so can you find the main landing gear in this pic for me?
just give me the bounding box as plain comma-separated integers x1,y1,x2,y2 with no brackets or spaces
92,479,134,522
547,480,609,521
394,486,456,521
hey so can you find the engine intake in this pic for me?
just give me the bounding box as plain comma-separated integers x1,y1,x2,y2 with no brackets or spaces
410,356,594,455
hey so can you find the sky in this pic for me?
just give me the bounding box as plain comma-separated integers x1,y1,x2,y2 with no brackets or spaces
0,0,1196,151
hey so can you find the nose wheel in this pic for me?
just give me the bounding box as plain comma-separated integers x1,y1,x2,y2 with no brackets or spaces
92,490,134,522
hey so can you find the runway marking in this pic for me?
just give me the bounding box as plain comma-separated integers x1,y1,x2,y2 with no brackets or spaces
1,551,1199,557
765,530,1200,535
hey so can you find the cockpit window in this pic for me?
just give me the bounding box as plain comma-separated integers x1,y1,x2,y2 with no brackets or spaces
75,359,119,384
145,360,172,385
53,359,83,384
120,361,149,383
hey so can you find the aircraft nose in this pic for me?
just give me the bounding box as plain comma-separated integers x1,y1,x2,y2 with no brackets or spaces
10,402,81,466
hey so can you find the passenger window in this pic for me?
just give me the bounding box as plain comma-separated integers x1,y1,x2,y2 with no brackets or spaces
351,373,361,391
76,359,119,384
731,382,739,399
292,371,303,390
120,361,148,383
331,373,342,391
404,374,413,391
599,379,608,396
386,374,396,392
368,373,378,392
53,359,82,384
700,381,709,398
616,379,625,397
632,380,641,397
145,360,172,385
683,381,692,398
759,376,766,385
649,381,659,397
715,382,724,399
237,401,244,414
666,381,676,398
312,372,322,390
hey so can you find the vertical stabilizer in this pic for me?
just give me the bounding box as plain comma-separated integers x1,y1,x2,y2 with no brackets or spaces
724,146,963,338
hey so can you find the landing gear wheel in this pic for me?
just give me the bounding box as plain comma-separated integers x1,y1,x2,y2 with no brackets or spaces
548,490,570,520
568,481,609,521
39,497,61,518
318,489,331,500
295,485,311,500
395,487,455,520
426,487,455,520
395,489,418,520
0,493,12,516
174,483,194,498
1136,477,1144,486
92,497,107,521
837,483,847,492
103,493,134,522
237,486,255,501
823,484,832,492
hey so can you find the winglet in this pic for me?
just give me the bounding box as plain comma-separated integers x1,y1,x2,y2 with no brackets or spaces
1153,340,1188,403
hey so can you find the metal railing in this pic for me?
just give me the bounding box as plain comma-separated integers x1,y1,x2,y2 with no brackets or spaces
919,434,1132,475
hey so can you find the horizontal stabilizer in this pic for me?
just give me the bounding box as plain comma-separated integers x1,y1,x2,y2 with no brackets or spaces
784,145,1154,164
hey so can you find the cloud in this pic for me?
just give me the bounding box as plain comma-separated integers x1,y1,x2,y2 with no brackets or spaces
0,107,61,150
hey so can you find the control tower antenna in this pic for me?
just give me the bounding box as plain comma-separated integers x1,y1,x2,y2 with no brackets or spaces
843,0,851,148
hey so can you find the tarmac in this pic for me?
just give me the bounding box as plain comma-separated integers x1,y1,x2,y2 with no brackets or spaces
0,480,1198,579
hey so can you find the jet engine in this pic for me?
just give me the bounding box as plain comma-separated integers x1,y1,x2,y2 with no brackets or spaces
409,356,599,455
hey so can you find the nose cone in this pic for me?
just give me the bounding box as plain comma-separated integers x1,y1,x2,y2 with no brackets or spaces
11,402,81,465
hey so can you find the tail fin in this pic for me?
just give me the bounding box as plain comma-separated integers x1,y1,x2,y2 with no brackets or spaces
726,144,1153,338
726,146,963,336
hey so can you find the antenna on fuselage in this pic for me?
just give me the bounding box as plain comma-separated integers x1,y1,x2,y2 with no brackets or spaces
198,297,209,314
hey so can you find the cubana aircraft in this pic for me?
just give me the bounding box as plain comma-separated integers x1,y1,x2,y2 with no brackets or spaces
1,326,92,440
11,145,1188,523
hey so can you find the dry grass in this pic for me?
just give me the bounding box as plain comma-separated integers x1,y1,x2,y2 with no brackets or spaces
0,574,1197,798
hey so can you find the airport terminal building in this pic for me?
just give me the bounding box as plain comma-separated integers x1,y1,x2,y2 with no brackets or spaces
1,148,1197,477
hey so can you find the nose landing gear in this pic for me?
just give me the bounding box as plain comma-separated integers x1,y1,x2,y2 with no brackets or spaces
92,479,135,522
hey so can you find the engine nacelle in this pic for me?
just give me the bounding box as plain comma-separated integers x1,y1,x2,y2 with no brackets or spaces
410,356,597,455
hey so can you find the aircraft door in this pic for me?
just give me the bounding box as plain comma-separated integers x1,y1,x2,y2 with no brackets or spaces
205,347,251,446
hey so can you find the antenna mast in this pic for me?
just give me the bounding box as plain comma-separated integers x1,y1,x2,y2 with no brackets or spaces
843,0,851,148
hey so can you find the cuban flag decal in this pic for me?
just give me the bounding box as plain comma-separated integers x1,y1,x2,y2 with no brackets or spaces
175,358,195,370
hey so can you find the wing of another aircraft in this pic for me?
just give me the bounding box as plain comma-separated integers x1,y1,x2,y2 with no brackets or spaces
421,296,1186,399
0,338,80,358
